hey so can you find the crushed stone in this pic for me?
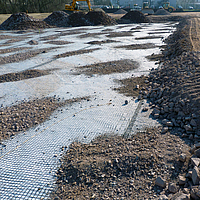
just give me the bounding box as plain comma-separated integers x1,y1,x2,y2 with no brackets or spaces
154,9,171,15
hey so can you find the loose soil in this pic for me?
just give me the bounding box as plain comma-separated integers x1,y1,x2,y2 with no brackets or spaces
74,59,139,76
0,47,31,54
0,96,90,143
115,43,157,50
0,69,51,83
54,48,100,58
51,127,191,200
0,47,58,65
86,39,118,45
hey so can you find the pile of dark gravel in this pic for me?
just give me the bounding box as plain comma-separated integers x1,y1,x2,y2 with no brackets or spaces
67,12,90,27
114,9,128,14
0,12,53,30
154,9,171,15
43,11,69,27
86,10,117,26
119,10,150,23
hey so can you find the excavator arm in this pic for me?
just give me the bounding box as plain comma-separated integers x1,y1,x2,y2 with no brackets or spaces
65,0,92,11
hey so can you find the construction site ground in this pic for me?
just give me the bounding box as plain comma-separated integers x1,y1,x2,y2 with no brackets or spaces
1,11,200,200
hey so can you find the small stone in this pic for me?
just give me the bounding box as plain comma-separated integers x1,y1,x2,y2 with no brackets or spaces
125,100,128,105
136,85,139,89
162,127,168,134
190,119,197,127
184,124,193,132
155,176,166,188
192,166,200,185
191,158,200,167
179,175,186,185
142,107,148,112
168,183,178,193
194,148,200,158
179,153,186,162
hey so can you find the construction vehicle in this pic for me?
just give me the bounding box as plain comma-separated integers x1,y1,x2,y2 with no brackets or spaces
162,2,175,12
65,0,92,11
141,1,154,14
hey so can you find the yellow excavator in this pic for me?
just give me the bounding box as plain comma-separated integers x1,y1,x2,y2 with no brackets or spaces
65,0,92,11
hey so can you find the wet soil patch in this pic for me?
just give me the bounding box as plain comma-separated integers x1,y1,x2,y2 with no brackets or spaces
0,69,51,83
51,127,190,200
0,47,58,65
135,35,164,40
75,59,139,76
115,43,157,50
54,48,100,58
86,39,118,45
44,40,72,45
113,75,149,97
0,47,32,54
0,96,90,143
106,31,133,38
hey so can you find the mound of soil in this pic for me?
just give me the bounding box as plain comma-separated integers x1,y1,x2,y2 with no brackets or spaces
154,9,171,15
114,9,128,14
51,128,191,200
86,11,117,26
43,11,69,27
67,12,90,27
119,10,150,23
0,12,52,30
75,59,139,76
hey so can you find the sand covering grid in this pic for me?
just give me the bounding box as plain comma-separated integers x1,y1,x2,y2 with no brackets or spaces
0,23,175,199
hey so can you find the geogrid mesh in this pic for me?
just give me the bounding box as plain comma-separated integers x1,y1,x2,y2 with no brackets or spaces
0,22,175,199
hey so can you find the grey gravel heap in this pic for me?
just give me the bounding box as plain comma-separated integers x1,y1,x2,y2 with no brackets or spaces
43,11,69,27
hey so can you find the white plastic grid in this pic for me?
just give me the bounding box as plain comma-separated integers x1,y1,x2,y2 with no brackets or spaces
0,22,175,199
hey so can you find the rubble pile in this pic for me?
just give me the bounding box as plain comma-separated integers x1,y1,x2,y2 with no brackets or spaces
154,9,171,15
119,10,150,23
43,11,69,27
51,128,191,200
0,12,52,30
147,51,200,137
163,19,192,58
85,10,117,26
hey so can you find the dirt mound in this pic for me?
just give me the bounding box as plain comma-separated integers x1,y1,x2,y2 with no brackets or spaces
114,9,127,14
86,11,117,25
43,11,69,27
119,10,150,23
67,12,90,27
154,8,171,15
0,12,52,30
